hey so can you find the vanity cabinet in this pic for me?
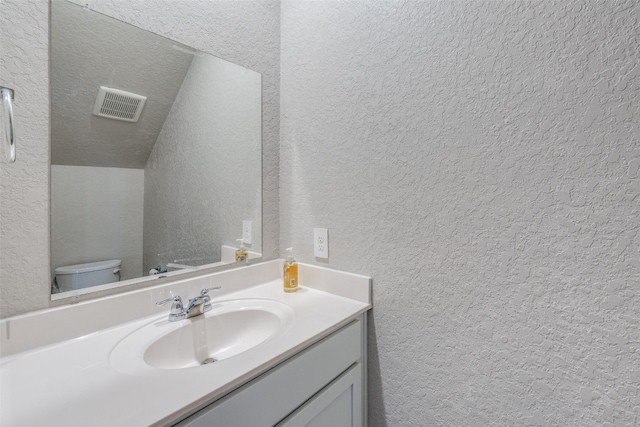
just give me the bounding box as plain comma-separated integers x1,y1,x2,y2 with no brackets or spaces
174,315,367,427
276,362,362,427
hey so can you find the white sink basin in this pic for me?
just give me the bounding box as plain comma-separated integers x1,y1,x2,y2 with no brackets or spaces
110,299,295,375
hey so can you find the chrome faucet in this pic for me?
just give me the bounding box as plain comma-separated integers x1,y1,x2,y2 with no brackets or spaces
156,287,221,322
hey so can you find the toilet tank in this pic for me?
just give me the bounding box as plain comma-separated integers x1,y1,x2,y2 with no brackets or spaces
54,259,122,292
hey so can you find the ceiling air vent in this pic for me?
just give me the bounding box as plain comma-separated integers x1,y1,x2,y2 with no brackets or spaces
92,86,147,122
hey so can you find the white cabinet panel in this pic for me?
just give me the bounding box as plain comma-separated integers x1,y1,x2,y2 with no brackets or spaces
175,317,364,427
277,363,362,427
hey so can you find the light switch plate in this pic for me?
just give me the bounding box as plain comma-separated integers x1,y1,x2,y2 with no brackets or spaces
314,228,328,259
243,220,252,244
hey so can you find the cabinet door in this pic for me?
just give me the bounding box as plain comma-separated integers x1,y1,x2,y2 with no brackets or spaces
277,363,362,427
174,319,363,427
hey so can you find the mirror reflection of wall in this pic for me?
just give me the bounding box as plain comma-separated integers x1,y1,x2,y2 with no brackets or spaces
50,0,262,296
143,53,262,274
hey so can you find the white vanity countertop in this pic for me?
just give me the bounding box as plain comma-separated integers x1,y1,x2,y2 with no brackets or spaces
0,261,371,427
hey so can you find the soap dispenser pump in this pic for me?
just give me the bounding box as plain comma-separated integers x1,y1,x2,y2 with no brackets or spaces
283,247,299,293
235,238,248,263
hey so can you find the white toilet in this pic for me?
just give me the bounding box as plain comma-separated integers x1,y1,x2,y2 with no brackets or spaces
54,259,122,292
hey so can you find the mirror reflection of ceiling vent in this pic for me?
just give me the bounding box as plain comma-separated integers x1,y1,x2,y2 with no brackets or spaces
92,86,147,122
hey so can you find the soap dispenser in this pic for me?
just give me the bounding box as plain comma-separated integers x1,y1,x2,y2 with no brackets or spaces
235,238,248,263
283,247,299,293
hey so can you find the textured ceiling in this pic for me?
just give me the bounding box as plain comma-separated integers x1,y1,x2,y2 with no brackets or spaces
51,0,194,168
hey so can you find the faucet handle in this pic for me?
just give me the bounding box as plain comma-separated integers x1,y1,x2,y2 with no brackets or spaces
200,286,221,296
156,296,183,315
156,295,181,305
200,287,221,313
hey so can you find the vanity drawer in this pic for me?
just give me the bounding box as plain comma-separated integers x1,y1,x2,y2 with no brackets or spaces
174,317,363,427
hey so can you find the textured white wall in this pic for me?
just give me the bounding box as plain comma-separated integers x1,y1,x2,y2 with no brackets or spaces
0,0,279,318
0,0,50,317
280,1,639,425
51,166,144,282
144,54,261,272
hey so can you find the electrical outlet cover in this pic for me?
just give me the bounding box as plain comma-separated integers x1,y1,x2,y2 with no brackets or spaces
243,220,252,244
314,228,328,259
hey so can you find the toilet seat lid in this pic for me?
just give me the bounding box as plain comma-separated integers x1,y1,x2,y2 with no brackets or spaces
55,259,122,275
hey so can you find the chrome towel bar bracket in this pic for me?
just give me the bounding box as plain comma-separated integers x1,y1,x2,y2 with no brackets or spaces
0,86,16,163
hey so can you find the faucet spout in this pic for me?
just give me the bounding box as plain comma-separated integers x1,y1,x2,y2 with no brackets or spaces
156,287,221,322
185,295,210,318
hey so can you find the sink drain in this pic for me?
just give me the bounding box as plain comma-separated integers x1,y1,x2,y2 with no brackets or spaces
201,357,217,365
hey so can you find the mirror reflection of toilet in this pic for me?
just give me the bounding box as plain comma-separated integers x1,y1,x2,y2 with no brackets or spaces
54,260,121,292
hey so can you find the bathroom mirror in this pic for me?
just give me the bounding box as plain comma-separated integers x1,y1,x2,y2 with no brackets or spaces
50,0,262,298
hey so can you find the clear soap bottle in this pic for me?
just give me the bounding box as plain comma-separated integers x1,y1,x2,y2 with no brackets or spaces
235,238,248,263
283,247,298,293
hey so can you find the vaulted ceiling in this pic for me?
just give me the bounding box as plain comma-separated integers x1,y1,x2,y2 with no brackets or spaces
51,0,194,168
